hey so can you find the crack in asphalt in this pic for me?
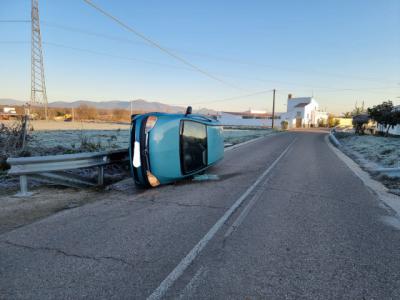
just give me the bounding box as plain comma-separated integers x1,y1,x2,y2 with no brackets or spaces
0,240,136,269
135,197,226,210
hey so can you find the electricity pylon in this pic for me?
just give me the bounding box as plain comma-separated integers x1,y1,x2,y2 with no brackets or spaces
31,0,48,120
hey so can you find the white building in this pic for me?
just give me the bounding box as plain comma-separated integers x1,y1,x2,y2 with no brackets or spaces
280,94,328,128
216,95,328,128
216,110,275,127
2,107,17,114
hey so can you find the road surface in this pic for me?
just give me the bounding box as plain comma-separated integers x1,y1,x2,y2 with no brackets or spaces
1,131,400,299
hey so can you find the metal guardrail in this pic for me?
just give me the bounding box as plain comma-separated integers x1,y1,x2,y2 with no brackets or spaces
7,149,129,196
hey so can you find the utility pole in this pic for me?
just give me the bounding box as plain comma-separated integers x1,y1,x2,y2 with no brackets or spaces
31,0,48,120
271,89,276,129
130,99,133,115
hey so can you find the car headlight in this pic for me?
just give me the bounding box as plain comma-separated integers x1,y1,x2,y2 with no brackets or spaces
146,171,160,187
145,116,157,133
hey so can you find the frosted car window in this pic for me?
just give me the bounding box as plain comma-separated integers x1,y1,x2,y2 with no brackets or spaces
181,121,207,174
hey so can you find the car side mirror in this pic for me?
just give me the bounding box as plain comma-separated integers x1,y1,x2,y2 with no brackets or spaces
185,106,192,116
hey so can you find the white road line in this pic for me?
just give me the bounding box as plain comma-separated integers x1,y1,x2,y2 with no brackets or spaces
224,182,267,239
224,142,295,238
177,266,208,300
147,137,297,300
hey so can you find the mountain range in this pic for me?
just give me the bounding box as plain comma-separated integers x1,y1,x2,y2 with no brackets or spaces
0,99,217,114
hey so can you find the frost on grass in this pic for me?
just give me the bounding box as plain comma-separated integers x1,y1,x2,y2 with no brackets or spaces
29,129,129,156
336,133,400,168
29,127,276,152
223,128,275,145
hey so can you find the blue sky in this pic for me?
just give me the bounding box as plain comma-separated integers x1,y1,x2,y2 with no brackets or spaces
1,0,399,113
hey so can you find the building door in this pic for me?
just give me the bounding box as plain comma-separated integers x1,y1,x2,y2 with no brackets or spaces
296,118,302,128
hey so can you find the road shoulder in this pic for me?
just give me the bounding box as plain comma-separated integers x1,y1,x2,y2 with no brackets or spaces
325,134,400,218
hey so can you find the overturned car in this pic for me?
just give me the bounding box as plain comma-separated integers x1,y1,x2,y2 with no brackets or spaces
129,107,224,187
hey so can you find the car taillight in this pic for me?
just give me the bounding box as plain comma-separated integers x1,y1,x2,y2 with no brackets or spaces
145,116,157,133
146,171,160,187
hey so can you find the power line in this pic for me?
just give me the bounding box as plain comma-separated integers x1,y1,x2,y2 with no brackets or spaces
0,41,29,44
35,23,400,85
0,41,400,94
44,21,400,85
39,44,400,94
43,41,194,71
209,71,400,93
36,43,400,94
2,18,398,86
174,89,273,106
3,39,399,96
42,21,147,47
82,0,242,90
0,20,30,23
40,20,398,85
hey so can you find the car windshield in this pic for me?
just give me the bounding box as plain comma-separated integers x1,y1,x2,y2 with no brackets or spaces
180,121,207,174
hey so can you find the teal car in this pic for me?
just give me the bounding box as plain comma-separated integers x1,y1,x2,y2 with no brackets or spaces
129,107,224,187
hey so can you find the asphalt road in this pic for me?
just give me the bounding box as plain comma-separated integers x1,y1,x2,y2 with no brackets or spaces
1,131,400,299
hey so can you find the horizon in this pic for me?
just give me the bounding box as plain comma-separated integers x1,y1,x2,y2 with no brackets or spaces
1,0,399,114
1,95,399,115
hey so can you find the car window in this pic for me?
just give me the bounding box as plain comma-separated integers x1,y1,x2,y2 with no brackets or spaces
180,121,207,174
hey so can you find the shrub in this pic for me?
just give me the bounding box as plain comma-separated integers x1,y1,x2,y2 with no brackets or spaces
0,118,31,170
327,114,340,128
74,104,98,120
368,101,400,136
352,114,369,135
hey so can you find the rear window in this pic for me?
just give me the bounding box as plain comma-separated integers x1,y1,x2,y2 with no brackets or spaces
180,121,207,174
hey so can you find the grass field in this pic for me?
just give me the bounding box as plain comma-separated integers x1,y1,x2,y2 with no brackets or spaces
336,132,400,168
1,121,274,153
24,125,276,156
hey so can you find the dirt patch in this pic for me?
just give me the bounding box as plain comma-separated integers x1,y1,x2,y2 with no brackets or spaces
0,172,141,235
0,187,101,234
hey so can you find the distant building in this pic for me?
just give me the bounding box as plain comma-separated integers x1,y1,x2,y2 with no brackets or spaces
217,110,275,126
280,94,328,128
2,107,17,114
216,95,329,128
0,106,18,120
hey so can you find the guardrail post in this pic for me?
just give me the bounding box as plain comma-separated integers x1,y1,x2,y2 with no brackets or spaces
16,175,33,197
97,166,104,186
